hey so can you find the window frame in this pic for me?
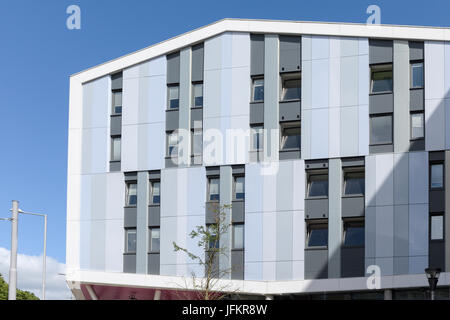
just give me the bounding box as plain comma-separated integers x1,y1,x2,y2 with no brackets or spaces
192,82,204,108
306,172,329,199
342,219,365,248
167,84,180,110
191,128,203,157
207,177,220,202
125,228,137,254
410,61,424,89
280,72,301,102
166,131,178,157
251,125,264,151
342,169,365,197
206,223,220,250
369,113,393,146
430,214,445,241
430,162,444,190
370,64,393,94
410,111,425,141
149,227,161,253
280,121,301,151
306,222,328,248
110,136,122,162
111,89,123,115
149,180,161,205
232,223,245,250
233,175,245,201
251,77,264,103
126,182,137,207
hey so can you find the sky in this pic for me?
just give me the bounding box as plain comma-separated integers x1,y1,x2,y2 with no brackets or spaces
0,0,450,299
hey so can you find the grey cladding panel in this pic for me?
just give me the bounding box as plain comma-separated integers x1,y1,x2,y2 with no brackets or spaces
341,247,365,278
149,171,161,180
429,151,445,162
430,242,445,270
111,72,123,90
342,197,365,218
192,43,204,82
205,202,220,224
305,198,329,219
232,201,245,223
409,41,424,61
191,108,203,128
250,103,264,125
279,101,301,122
110,115,122,136
167,52,180,84
369,40,393,64
123,254,136,273
124,207,137,228
342,158,365,167
305,159,329,170
430,191,445,213
206,167,220,176
232,165,245,175
165,157,178,168
166,109,179,131
125,172,137,181
251,34,265,76
279,35,301,73
148,206,161,227
369,144,393,154
409,140,425,151
279,150,301,160
110,161,121,172
410,89,424,111
148,253,160,275
231,250,244,280
369,93,394,114
304,249,328,279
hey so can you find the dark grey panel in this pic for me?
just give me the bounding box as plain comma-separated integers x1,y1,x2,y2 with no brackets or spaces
305,198,329,219
341,247,365,278
251,34,265,76
166,109,179,131
148,205,161,227
369,40,393,64
429,241,445,270
429,151,445,162
369,144,393,154
279,100,301,122
124,172,138,181
341,157,365,168
304,248,328,279
231,250,244,280
206,251,220,278
191,43,204,82
190,107,203,128
430,190,445,213
165,157,178,168
279,35,301,73
110,115,122,136
369,93,394,114
111,72,123,90
206,167,220,176
205,201,220,224
110,161,121,172
279,150,301,160
342,196,365,218
148,253,160,275
409,139,425,151
410,89,424,111
232,165,245,175
124,207,137,228
123,254,136,273
305,159,329,170
250,102,264,125
232,200,245,223
409,41,424,61
166,52,180,84
148,171,161,180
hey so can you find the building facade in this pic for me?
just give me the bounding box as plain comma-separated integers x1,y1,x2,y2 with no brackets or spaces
66,19,450,300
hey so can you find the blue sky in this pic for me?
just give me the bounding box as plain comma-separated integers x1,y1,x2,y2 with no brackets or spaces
0,0,449,265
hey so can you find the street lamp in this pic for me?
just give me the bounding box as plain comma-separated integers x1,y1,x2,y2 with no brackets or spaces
425,267,441,300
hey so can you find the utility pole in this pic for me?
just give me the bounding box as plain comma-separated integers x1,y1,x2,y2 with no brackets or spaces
8,200,19,300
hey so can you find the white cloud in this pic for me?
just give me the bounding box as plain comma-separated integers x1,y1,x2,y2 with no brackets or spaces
0,247,73,300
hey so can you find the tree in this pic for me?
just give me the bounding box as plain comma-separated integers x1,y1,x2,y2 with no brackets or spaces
173,203,236,300
0,273,39,300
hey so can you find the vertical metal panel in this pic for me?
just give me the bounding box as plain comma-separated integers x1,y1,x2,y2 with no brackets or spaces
409,204,428,273
251,34,265,76
279,35,301,73
136,172,149,274
328,158,342,278
393,205,409,275
369,40,393,64
166,52,180,84
191,43,204,82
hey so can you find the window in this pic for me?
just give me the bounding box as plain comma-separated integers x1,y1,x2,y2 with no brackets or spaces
307,174,328,198
192,83,203,107
252,78,264,102
343,221,365,247
168,85,179,109
410,112,424,140
207,224,219,249
307,223,328,247
234,176,245,200
431,215,444,240
281,73,301,101
111,136,121,161
149,228,160,252
191,129,203,156
112,91,122,115
370,115,393,145
280,122,301,150
150,181,160,204
125,229,137,253
411,62,424,88
208,178,220,201
232,224,244,249
431,163,444,189
167,132,178,156
343,171,365,196
370,65,393,93
126,183,137,206
251,126,264,151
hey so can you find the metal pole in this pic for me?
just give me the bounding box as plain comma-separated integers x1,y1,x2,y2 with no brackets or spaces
42,215,47,300
431,289,435,300
8,200,18,300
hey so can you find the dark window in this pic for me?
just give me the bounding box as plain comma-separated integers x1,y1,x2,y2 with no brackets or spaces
125,229,137,253
371,65,393,93
168,85,179,109
281,73,301,101
411,62,424,88
126,183,137,206
431,163,444,189
370,115,393,145
207,224,219,249
343,222,365,247
307,224,328,247
112,91,122,114
167,132,178,156
252,78,264,102
192,83,203,107
251,126,264,151
232,224,244,249
280,122,301,150
208,178,220,201
150,181,160,204
234,176,245,200
149,228,160,252
343,171,365,196
111,136,121,161
410,112,424,140
307,174,328,197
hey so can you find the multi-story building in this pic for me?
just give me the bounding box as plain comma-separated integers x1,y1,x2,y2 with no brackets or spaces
66,18,450,300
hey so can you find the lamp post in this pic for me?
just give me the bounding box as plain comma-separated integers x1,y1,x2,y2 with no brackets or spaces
425,267,441,300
